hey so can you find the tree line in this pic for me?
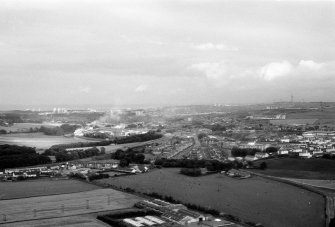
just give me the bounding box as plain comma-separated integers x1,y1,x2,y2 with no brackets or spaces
43,147,105,162
0,144,51,169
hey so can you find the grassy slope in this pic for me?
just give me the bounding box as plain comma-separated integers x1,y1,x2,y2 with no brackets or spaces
0,179,101,199
96,168,325,227
253,158,335,179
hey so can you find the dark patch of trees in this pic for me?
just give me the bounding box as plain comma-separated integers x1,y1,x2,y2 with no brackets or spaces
0,129,7,134
154,159,233,172
50,141,112,150
231,147,262,157
111,148,147,166
39,124,81,136
259,162,267,170
197,133,208,140
203,124,227,132
114,131,162,144
180,168,202,176
0,144,51,169
44,147,105,162
264,147,278,154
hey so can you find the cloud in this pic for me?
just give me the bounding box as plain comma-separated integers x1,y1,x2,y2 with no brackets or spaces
298,60,324,71
189,61,227,80
135,84,147,92
190,42,238,51
78,86,91,93
258,61,293,80
258,60,326,81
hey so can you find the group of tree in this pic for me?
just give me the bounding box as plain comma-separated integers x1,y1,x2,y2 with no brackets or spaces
38,124,81,136
113,131,162,144
203,124,227,132
43,147,105,162
155,158,233,172
50,140,112,150
231,147,262,157
111,148,147,167
0,144,51,169
180,167,202,176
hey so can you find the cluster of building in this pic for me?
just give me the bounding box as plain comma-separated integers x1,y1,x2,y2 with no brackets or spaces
0,161,150,181
131,199,242,227
277,131,335,158
74,123,149,138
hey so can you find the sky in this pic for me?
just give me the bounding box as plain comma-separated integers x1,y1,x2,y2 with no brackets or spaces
0,0,334,108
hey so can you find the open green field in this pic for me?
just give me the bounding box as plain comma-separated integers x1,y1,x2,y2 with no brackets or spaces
0,188,141,224
253,158,335,180
0,133,100,152
1,214,109,227
0,122,61,133
96,168,325,227
0,179,101,200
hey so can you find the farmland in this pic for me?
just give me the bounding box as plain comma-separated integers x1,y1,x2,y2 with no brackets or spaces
0,179,102,199
252,158,335,180
1,214,109,227
0,133,100,152
0,122,61,133
96,168,325,227
0,188,141,224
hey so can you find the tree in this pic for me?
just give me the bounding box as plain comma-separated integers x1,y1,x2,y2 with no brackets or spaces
259,162,267,170
119,159,129,167
265,147,278,154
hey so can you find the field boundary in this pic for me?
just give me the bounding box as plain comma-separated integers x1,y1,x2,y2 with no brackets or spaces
0,179,102,201
0,208,130,225
246,170,334,227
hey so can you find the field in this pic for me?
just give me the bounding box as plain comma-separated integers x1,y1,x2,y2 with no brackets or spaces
0,188,141,224
253,158,335,180
0,179,101,200
1,214,109,227
0,122,61,133
0,133,100,151
96,168,325,227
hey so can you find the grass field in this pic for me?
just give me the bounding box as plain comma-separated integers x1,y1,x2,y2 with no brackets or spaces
253,158,335,180
1,214,109,227
0,188,141,224
0,122,61,133
0,133,100,151
96,168,325,227
0,179,101,200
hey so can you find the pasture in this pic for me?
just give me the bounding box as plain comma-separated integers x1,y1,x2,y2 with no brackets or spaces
1,214,109,227
0,133,99,151
0,122,61,133
0,179,101,199
96,168,325,227
0,188,141,224
253,158,335,179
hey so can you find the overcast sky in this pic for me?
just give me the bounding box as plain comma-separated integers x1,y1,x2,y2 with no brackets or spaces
0,0,334,108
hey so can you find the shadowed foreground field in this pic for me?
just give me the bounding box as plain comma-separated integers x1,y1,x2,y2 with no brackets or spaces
96,168,325,227
0,179,101,199
0,188,141,224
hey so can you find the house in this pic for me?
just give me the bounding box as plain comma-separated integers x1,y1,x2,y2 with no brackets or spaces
255,152,269,159
244,155,257,162
299,152,312,158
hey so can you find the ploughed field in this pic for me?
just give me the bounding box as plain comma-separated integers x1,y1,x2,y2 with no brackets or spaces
253,158,335,180
0,179,101,199
0,133,100,151
96,168,325,227
0,188,141,224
